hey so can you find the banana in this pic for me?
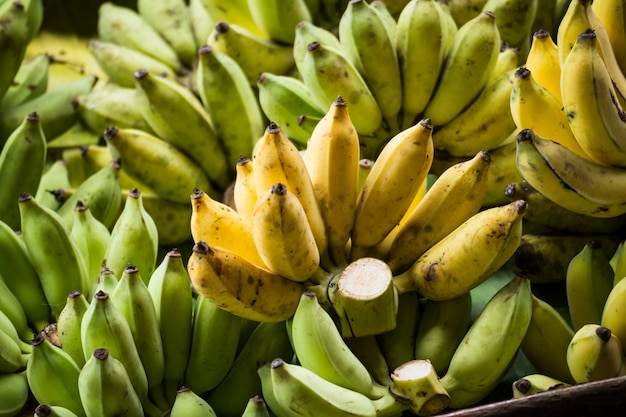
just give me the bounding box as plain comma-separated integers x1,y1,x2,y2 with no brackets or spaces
136,191,191,245
187,241,304,322
256,71,325,146
136,0,197,66
268,358,406,417
344,335,394,387
56,159,123,230
74,83,155,135
199,0,262,37
78,348,144,417
481,0,538,58
27,332,84,417
395,0,450,129
104,187,158,284
80,290,153,413
247,0,312,44
0,53,49,111
423,11,501,126
69,201,111,296
413,292,472,376
370,0,399,38
96,2,181,72
525,28,562,102
0,112,46,231
36,159,71,211
190,188,267,268
432,69,515,157
566,324,624,383
147,249,193,406
256,360,289,417
18,193,90,318
561,29,626,167
440,273,532,408
0,219,50,331
291,291,388,400
507,232,622,284
207,21,295,85
512,374,571,398
338,0,402,133
204,321,294,417
103,126,213,204
482,135,524,208
376,291,420,371
34,404,80,417
0,371,30,417
503,181,626,235
189,0,214,47
133,68,231,190
510,66,588,157
56,290,89,368
567,240,615,331
515,128,626,218
386,151,491,274
446,0,488,27
610,239,625,279
183,293,241,395
169,386,217,417
602,274,626,357
292,19,342,75
393,199,527,300
303,96,360,267
299,40,382,135
489,42,520,83
111,264,167,410
0,0,30,100
252,122,327,256
94,266,118,300
0,276,32,343
241,395,271,417
592,0,626,76
195,44,264,169
252,183,321,282
350,119,434,260
232,155,258,227
520,293,576,384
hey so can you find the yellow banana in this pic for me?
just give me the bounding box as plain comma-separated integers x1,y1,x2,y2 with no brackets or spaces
525,28,562,102
393,199,527,300
602,274,626,357
482,131,524,208
512,374,571,398
187,241,304,322
232,155,258,228
350,118,434,260
592,0,626,76
488,42,520,83
567,324,624,383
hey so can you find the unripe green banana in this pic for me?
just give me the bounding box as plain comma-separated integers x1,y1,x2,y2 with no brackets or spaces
0,112,46,231
376,291,420,371
512,373,570,398
0,75,97,142
183,294,241,395
147,249,194,405
0,219,51,331
0,326,28,373
567,324,624,383
111,264,167,410
256,361,289,417
292,19,342,74
78,348,144,417
0,53,49,111
481,0,538,58
339,0,402,133
0,371,30,417
299,40,382,135
133,68,231,190
413,292,472,376
134,190,191,246
0,277,32,346
26,332,84,416
80,291,150,410
0,309,31,354
18,193,90,318
205,321,293,417
248,0,312,44
520,294,576,384
104,188,158,284
291,291,388,399
137,0,198,66
34,404,80,417
241,395,271,417
567,240,615,331
97,2,181,71
35,159,71,211
489,42,521,82
56,290,89,368
423,11,501,126
169,387,218,417
440,274,533,408
195,44,264,170
0,0,30,100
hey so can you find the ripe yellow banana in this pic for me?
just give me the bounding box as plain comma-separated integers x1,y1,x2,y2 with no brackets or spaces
393,199,527,300
350,118,434,260
525,28,562,101
232,155,258,228
567,324,624,383
187,241,304,322
592,0,626,76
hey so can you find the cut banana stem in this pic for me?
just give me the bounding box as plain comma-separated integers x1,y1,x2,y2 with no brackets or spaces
329,257,398,337
390,359,450,416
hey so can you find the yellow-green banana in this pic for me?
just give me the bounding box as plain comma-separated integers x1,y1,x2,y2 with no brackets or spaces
602,275,626,357
0,371,30,417
169,387,217,417
512,374,571,398
35,159,71,211
376,291,420,371
56,290,89,368
0,53,49,111
566,324,624,383
247,0,312,44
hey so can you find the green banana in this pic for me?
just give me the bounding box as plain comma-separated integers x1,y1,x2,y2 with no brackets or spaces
292,19,342,75
0,53,49,111
602,274,626,357
376,291,420,371
481,0,538,58
512,373,571,398
26,332,84,416
0,324,28,373
248,0,312,44
78,348,144,417
344,335,394,387
35,159,71,211
183,292,242,395
0,275,33,343
94,265,118,295
34,404,80,417
104,187,158,284
0,371,30,417
440,274,533,408
0,0,30,100
56,290,89,368
240,395,271,417
134,190,192,246
0,112,47,231
18,193,90,318
169,387,218,417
